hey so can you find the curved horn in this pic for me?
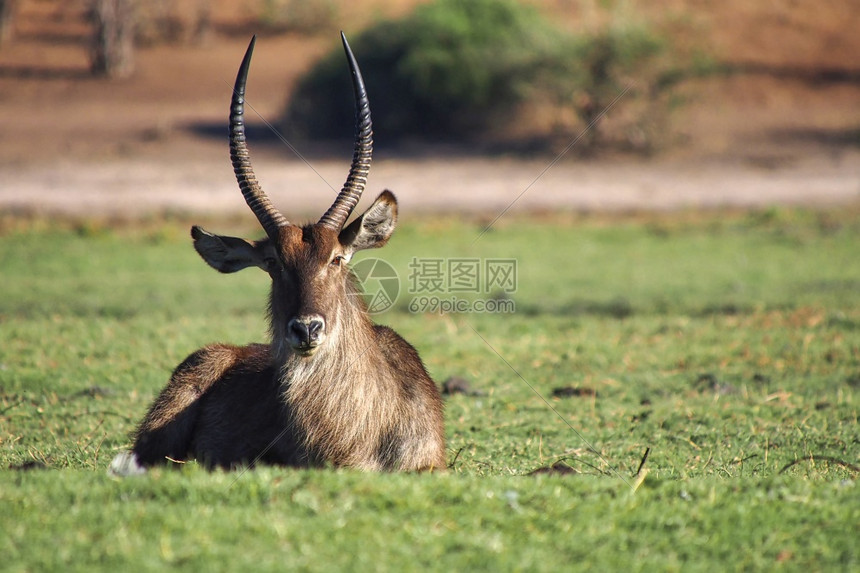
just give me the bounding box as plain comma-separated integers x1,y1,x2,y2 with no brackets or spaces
230,35,289,240
318,32,373,231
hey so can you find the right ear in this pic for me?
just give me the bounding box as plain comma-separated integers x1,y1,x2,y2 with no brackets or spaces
191,226,276,273
338,190,398,254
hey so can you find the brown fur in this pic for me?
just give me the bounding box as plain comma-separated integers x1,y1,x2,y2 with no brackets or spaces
115,36,445,475
127,215,446,472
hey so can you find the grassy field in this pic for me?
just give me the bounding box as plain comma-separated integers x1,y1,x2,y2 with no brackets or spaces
1,207,858,571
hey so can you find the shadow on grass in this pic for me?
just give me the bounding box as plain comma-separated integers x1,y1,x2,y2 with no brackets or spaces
506,297,834,320
768,125,860,149
0,66,92,81
0,300,140,320
515,297,767,319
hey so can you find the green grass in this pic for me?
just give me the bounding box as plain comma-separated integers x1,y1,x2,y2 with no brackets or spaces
1,207,858,571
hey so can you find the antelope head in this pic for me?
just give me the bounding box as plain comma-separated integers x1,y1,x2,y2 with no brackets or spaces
191,34,396,359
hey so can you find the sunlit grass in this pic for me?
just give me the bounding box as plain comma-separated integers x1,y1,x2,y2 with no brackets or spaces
1,206,858,570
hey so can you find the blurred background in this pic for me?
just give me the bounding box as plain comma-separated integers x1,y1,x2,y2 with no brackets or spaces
0,0,858,218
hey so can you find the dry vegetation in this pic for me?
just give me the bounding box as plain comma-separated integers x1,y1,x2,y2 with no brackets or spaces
0,0,857,163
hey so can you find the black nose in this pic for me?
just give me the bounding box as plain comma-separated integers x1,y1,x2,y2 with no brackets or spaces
289,316,325,346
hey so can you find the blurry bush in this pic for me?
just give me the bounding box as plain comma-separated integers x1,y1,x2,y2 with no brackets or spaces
282,0,688,153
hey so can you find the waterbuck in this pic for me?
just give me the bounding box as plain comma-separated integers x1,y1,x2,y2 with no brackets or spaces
110,34,446,475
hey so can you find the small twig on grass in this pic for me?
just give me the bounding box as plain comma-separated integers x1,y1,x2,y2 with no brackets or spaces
92,432,107,469
529,460,577,476
27,448,50,466
557,456,612,476
79,418,106,451
448,446,466,470
779,455,860,474
0,396,27,416
526,456,612,477
635,447,651,477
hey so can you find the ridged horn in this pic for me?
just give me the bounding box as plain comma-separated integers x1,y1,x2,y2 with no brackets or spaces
318,32,373,231
230,35,289,240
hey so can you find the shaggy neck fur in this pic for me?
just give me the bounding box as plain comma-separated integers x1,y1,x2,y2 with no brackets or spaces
271,273,396,470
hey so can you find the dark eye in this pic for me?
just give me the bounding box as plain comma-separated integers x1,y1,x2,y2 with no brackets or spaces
331,255,346,267
263,257,279,272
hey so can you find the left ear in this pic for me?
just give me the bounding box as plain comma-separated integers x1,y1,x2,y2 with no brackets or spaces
191,225,274,273
339,190,398,253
